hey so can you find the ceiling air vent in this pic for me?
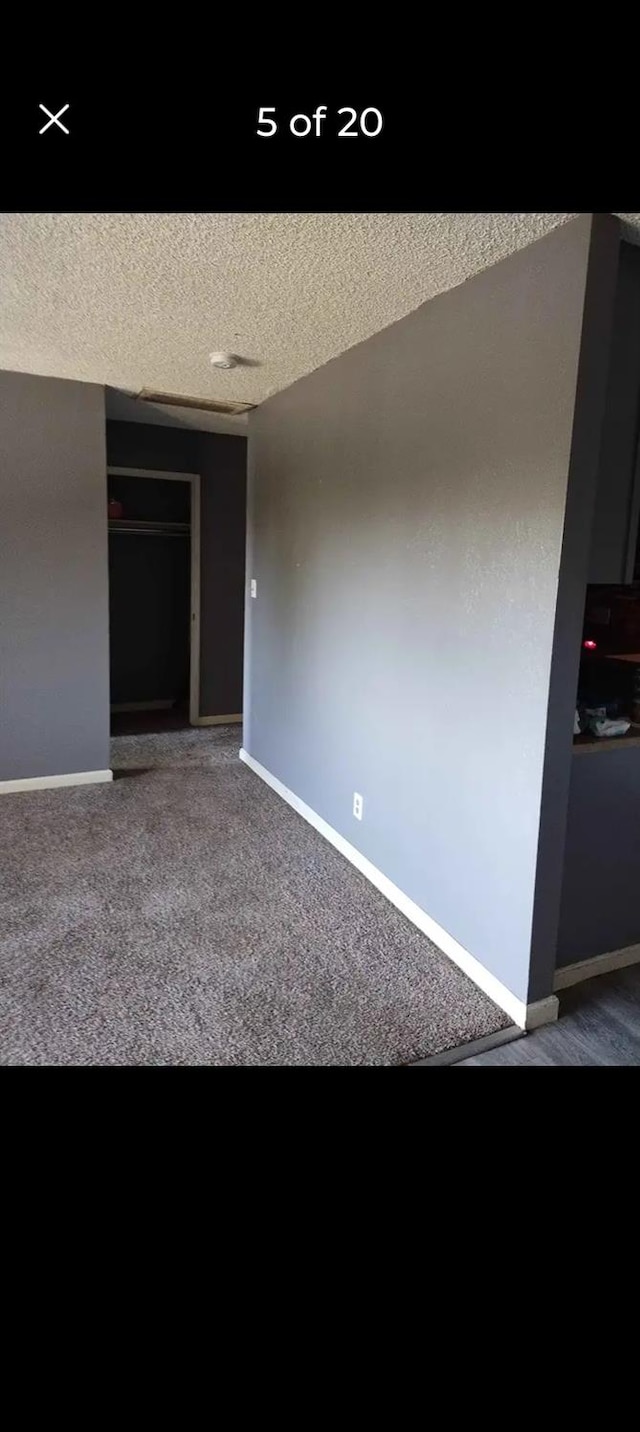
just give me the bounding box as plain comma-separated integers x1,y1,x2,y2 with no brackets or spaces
136,388,255,416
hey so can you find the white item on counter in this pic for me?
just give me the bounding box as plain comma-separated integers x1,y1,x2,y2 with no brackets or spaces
587,717,631,739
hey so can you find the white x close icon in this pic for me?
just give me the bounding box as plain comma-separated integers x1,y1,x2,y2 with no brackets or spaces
39,103,69,135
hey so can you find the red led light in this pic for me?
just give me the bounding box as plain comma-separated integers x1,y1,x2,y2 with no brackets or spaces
583,639,597,650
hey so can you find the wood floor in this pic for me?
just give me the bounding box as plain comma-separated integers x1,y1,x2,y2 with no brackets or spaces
460,963,640,1065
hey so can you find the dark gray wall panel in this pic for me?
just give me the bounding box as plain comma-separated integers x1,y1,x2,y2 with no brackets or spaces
106,421,247,717
558,749,640,964
107,422,196,474
587,242,640,584
197,435,247,716
244,218,601,1005
529,215,621,998
0,372,109,781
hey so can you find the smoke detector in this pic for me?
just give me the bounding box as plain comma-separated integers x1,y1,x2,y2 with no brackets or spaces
209,352,238,369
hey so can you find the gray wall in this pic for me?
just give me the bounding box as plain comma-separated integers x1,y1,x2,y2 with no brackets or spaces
244,216,605,1006
528,215,621,996
197,433,247,716
587,241,640,584
0,372,110,780
106,421,247,716
558,748,640,964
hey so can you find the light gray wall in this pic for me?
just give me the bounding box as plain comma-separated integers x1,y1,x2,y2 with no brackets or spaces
244,216,604,1006
558,748,640,964
0,371,110,781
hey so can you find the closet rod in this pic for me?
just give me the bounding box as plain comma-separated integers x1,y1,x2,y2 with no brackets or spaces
109,527,189,538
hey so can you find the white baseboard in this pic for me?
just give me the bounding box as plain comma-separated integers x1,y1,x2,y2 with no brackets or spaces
194,714,242,726
0,769,113,795
524,995,560,1029
239,748,558,1032
554,943,640,991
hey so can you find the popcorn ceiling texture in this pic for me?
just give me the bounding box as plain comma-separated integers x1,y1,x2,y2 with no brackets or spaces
1,213,638,405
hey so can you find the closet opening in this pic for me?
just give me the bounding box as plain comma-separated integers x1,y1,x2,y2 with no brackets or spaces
107,466,201,736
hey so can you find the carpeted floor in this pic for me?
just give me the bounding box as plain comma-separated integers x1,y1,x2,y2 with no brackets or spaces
0,727,511,1065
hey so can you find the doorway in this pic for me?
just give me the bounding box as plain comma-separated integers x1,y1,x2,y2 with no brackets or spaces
107,466,201,734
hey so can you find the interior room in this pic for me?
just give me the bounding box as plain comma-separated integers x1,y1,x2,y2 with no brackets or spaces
108,470,194,735
105,405,247,734
2,211,640,1066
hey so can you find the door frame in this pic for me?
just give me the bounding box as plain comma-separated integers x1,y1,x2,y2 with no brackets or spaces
107,466,201,725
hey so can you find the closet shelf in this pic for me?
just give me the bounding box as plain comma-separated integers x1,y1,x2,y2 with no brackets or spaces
109,519,190,535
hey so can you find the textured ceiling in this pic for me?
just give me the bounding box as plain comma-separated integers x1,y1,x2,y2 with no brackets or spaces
1,213,639,412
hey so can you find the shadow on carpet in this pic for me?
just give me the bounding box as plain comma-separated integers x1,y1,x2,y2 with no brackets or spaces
0,727,511,1066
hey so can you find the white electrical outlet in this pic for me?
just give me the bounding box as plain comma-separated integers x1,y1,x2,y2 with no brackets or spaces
250,579,257,598
353,792,363,820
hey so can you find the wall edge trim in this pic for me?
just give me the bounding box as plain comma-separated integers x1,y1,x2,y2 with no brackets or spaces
0,769,113,795
239,748,558,1031
193,714,242,726
554,942,640,991
411,1025,525,1066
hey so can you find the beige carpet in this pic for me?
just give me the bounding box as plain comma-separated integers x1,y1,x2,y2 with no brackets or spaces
0,727,511,1065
